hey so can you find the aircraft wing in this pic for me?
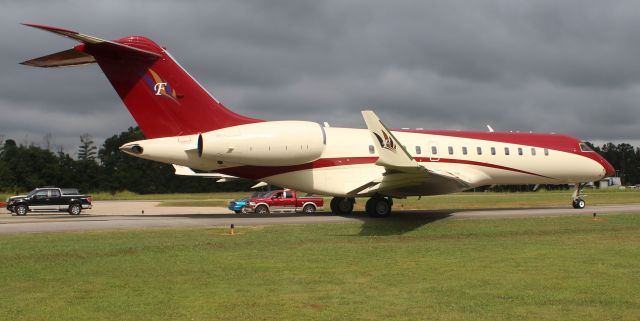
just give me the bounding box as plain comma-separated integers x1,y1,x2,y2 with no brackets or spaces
357,111,473,196
172,165,239,182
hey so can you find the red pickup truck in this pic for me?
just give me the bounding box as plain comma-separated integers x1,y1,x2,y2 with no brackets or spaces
245,190,324,214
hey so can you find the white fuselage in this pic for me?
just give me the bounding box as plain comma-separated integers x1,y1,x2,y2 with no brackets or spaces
122,121,608,197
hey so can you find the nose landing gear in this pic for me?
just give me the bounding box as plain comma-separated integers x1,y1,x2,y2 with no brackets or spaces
572,183,586,209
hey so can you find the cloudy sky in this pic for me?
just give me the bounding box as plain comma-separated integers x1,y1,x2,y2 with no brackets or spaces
2,0,639,155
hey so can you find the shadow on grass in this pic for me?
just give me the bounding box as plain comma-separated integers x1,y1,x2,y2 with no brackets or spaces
145,210,453,236
354,210,453,236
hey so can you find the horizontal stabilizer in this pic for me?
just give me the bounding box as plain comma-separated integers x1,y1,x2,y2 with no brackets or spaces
21,48,96,68
20,23,161,68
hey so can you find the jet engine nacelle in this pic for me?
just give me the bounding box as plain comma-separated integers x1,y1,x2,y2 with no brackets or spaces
198,121,326,166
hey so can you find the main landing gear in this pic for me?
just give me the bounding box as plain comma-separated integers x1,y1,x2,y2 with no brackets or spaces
572,183,586,209
365,196,393,218
330,197,355,215
330,195,394,217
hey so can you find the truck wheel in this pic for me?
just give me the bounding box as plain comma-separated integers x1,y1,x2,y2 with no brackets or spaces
15,205,28,216
302,204,316,214
68,204,82,215
256,205,269,215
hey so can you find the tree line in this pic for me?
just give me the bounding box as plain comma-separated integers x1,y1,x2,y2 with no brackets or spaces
0,127,638,194
587,142,640,186
0,127,253,194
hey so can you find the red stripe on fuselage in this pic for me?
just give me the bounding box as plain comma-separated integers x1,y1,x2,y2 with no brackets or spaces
216,156,554,180
216,157,378,180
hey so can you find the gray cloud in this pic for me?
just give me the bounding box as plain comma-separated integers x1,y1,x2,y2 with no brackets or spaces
1,0,640,154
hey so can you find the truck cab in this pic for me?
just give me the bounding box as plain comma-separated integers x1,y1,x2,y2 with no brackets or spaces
6,187,92,216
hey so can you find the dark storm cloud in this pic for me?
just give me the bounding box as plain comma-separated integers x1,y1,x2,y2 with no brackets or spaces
1,0,639,153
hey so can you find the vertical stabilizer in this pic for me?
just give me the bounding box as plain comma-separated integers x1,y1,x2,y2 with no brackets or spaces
21,23,262,138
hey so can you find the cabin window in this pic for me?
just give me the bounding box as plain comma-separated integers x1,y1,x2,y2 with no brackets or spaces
544,148,549,156
448,146,454,155
504,147,510,155
518,148,523,156
431,146,438,155
531,148,536,156
284,191,294,199
491,147,496,155
416,146,422,154
476,147,482,155
462,147,468,155
369,145,375,154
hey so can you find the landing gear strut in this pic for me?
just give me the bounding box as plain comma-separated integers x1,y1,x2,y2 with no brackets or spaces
365,196,393,218
330,197,354,215
572,183,586,209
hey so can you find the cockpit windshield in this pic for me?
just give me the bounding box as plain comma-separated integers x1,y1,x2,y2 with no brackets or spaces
579,143,593,152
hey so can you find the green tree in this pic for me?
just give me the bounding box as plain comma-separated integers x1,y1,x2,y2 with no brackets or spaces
78,133,97,161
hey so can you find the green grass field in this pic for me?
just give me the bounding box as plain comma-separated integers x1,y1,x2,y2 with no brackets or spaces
1,214,640,320
156,189,640,210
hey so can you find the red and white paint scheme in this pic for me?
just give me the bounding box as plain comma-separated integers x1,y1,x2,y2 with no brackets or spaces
23,24,615,217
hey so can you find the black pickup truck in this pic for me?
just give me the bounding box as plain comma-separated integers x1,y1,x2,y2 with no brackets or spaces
6,187,92,216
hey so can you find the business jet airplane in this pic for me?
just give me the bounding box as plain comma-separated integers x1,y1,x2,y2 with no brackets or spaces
22,24,615,217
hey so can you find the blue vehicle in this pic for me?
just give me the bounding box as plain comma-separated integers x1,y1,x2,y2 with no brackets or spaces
228,192,268,214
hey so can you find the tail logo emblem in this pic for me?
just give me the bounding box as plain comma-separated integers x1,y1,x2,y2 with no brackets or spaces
154,82,168,96
373,130,396,152
144,69,178,101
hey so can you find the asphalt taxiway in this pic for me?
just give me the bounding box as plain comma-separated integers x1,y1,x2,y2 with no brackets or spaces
1,201,640,235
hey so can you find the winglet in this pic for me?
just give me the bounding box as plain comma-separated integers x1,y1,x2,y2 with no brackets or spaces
361,110,419,169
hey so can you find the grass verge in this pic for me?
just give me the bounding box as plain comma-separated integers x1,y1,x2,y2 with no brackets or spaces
1,214,639,320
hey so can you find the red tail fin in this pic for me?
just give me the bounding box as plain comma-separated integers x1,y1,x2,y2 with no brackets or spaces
21,24,262,138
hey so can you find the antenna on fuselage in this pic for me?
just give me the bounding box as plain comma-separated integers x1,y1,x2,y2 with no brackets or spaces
487,125,495,132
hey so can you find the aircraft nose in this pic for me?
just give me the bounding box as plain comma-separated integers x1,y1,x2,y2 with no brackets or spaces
601,157,615,177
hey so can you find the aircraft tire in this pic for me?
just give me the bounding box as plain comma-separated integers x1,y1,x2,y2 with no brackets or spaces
573,198,586,209
330,198,339,213
331,197,353,215
366,197,391,218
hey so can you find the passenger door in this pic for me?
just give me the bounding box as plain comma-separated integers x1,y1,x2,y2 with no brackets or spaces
50,189,63,210
269,192,285,211
282,191,296,211
30,189,56,210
